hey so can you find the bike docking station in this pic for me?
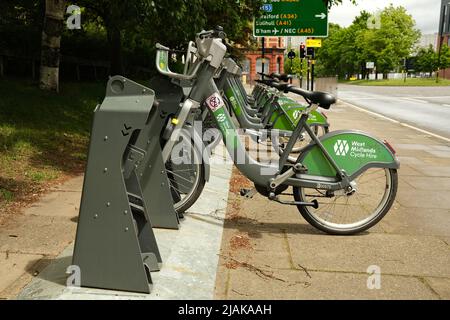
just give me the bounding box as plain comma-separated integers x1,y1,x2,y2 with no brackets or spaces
72,76,179,294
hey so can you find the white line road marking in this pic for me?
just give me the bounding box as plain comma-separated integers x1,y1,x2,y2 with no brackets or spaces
339,100,450,143
401,98,429,104
410,96,450,99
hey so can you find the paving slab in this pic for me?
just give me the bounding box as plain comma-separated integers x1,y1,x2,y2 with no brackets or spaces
400,176,450,191
218,268,438,300
424,277,450,299
396,189,450,209
215,99,450,300
17,149,233,300
23,191,81,218
0,252,44,296
49,176,84,192
380,207,450,237
286,233,450,278
0,215,76,256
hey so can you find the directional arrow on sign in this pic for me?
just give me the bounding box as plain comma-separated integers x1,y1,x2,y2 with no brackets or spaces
315,12,327,20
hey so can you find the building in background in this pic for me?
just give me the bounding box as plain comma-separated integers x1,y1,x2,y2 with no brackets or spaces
285,36,307,50
241,37,285,83
439,0,450,79
416,33,439,51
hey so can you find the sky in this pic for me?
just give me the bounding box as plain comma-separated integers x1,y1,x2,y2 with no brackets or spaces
329,0,443,34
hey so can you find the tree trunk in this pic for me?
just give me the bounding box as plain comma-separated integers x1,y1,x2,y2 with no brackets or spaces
106,26,124,76
40,0,66,92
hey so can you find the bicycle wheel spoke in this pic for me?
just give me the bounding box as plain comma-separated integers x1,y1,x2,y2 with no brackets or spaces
297,168,393,233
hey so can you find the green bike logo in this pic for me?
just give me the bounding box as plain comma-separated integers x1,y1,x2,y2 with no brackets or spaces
217,113,227,123
334,140,350,156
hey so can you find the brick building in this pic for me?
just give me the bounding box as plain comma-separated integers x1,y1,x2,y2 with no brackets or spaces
240,37,285,83
438,0,450,79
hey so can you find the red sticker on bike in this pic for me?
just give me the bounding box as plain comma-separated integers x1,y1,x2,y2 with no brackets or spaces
206,93,225,112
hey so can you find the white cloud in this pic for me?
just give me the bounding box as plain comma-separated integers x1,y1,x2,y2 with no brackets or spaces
329,0,443,34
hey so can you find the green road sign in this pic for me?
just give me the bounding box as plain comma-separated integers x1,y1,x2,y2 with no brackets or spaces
254,0,328,37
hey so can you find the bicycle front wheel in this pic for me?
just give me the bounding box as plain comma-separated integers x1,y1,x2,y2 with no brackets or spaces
293,168,398,235
165,131,206,215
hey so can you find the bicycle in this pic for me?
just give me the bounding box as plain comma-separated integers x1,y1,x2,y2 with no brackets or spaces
155,28,400,235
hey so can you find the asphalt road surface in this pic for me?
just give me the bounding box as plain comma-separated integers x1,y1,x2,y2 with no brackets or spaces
338,84,450,138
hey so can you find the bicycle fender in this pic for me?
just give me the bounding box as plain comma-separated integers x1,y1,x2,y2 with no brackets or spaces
299,130,400,180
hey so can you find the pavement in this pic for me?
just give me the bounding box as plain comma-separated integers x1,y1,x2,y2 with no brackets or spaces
214,96,450,300
1,85,450,300
338,84,450,138
1,148,232,300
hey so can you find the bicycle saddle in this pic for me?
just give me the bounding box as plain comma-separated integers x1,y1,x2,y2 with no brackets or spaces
271,73,293,82
255,79,279,86
285,86,336,110
270,82,291,92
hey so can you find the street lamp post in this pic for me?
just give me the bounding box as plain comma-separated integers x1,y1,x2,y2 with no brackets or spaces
437,2,449,83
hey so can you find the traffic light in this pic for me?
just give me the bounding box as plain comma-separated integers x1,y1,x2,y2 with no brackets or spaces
300,44,306,59
405,58,415,71
307,47,315,59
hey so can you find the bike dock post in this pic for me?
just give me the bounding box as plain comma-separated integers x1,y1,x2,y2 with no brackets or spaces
72,76,178,293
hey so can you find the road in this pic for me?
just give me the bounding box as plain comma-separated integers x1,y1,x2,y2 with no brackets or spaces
338,84,450,138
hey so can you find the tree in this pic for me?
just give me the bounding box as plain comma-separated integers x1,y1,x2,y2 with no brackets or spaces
315,5,420,80
76,0,263,76
438,45,450,73
416,44,450,77
415,45,438,76
363,5,420,78
284,49,308,76
39,0,66,92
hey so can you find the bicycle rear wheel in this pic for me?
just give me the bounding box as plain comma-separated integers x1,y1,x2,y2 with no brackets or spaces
293,168,398,235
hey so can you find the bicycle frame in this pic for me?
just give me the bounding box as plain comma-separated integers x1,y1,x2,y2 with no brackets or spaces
190,63,399,194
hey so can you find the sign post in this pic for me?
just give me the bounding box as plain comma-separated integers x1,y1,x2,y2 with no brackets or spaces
366,62,375,81
288,49,296,72
306,38,322,48
253,0,329,85
254,0,328,37
262,37,266,78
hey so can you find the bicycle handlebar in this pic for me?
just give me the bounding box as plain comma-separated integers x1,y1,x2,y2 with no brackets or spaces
155,43,200,80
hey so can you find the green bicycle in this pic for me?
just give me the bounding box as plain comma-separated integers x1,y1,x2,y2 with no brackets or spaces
156,28,399,235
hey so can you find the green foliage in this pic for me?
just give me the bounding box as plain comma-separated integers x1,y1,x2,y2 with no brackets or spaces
0,78,105,210
415,45,439,75
2,0,264,77
415,45,450,75
0,0,44,57
284,50,308,77
440,45,450,70
343,78,450,86
316,5,421,79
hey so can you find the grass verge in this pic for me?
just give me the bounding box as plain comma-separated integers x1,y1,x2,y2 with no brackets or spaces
342,78,450,87
0,78,105,223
